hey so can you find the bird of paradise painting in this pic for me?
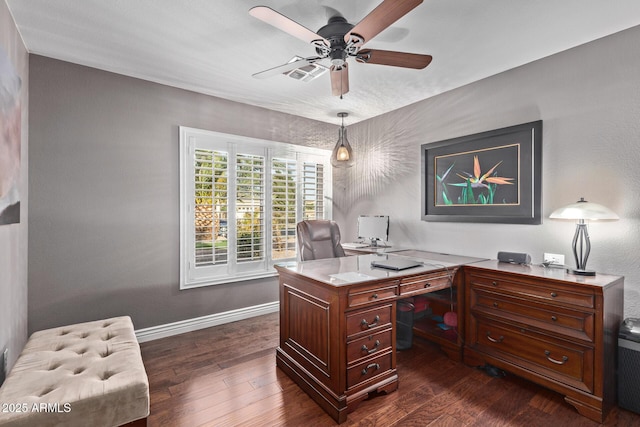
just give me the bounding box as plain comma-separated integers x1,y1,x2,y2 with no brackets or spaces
435,144,520,206
421,121,541,224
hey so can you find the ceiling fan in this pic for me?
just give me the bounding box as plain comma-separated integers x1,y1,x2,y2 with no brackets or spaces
249,0,432,97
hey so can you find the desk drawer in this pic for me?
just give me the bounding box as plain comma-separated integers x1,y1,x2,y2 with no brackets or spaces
348,283,398,308
470,317,594,393
346,304,393,338
468,273,594,309
472,288,595,342
347,351,393,389
400,273,451,296
347,328,392,365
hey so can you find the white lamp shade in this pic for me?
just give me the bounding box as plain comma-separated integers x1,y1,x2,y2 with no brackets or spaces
549,198,619,221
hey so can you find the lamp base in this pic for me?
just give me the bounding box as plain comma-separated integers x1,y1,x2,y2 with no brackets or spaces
567,268,596,276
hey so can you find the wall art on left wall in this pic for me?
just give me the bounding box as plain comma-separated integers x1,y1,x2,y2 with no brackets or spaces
0,46,21,225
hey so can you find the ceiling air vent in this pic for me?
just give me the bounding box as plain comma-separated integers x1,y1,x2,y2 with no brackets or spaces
283,56,328,82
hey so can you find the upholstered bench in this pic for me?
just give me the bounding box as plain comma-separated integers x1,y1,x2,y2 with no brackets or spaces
0,316,149,427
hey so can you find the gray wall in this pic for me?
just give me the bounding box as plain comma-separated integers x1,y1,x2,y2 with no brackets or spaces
0,0,28,372
335,25,640,317
28,23,640,335
28,56,335,332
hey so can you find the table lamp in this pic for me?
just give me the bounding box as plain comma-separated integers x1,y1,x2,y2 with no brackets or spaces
549,197,619,276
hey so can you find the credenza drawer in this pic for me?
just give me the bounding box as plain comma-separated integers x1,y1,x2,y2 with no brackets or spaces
348,283,398,308
471,288,595,342
347,328,393,365
400,272,451,296
347,351,393,389
470,317,594,393
468,273,595,309
346,304,393,338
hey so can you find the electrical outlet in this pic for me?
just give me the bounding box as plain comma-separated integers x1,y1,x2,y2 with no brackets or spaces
544,253,565,266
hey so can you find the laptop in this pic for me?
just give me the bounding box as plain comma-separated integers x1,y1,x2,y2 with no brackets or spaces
370,258,423,271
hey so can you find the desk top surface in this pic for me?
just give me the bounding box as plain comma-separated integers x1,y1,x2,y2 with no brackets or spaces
274,250,487,287
466,259,624,288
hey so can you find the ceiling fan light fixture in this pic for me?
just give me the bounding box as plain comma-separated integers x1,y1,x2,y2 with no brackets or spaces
331,112,354,168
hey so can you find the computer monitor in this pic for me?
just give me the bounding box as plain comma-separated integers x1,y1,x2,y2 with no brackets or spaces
357,215,389,246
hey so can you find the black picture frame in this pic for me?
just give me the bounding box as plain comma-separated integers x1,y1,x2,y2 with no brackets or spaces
421,121,542,224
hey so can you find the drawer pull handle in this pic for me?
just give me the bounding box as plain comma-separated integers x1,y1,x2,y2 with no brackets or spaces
371,293,378,299
424,282,431,288
492,302,499,308
361,340,381,354
361,363,380,376
486,331,504,343
492,281,497,286
545,350,569,365
361,315,380,329
551,315,557,321
550,292,557,298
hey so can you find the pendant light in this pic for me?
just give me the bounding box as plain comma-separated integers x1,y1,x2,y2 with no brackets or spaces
331,112,354,168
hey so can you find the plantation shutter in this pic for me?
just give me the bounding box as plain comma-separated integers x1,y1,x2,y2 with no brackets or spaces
235,154,265,263
194,148,228,267
271,158,297,260
302,162,325,220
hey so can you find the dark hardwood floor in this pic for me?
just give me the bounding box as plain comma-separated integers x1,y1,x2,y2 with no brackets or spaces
140,312,640,426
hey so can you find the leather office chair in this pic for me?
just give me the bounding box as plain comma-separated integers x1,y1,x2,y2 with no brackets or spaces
296,220,346,261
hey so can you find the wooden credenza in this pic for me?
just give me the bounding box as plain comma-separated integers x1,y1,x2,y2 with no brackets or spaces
274,251,481,424
463,261,624,423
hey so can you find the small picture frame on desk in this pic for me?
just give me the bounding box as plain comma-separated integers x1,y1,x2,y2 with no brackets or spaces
421,121,542,224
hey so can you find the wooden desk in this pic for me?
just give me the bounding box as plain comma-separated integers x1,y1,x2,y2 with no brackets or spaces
274,251,484,423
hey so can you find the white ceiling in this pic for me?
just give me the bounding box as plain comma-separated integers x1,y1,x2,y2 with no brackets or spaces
7,0,640,125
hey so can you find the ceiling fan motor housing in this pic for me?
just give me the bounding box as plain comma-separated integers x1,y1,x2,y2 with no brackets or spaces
316,16,355,67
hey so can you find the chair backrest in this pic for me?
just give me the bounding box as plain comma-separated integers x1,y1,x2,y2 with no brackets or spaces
296,220,346,261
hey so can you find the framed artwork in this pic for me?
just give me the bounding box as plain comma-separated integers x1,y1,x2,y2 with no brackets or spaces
0,46,22,225
421,121,542,224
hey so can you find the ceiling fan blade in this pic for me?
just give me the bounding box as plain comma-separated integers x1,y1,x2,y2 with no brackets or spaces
356,49,432,69
252,57,318,79
250,6,328,45
330,65,349,96
345,0,423,45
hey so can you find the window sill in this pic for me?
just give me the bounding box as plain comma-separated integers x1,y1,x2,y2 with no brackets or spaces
180,269,279,290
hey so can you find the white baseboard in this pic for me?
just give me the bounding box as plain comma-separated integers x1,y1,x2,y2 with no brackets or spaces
135,301,279,343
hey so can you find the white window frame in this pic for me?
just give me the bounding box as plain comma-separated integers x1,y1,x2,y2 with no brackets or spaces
180,126,332,289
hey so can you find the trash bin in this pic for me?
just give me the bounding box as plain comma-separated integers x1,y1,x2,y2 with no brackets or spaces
619,318,640,414
397,299,415,350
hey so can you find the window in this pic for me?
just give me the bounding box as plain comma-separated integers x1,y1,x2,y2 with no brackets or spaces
180,127,332,289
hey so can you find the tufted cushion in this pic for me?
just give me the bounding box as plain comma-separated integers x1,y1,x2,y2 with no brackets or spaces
0,316,149,427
